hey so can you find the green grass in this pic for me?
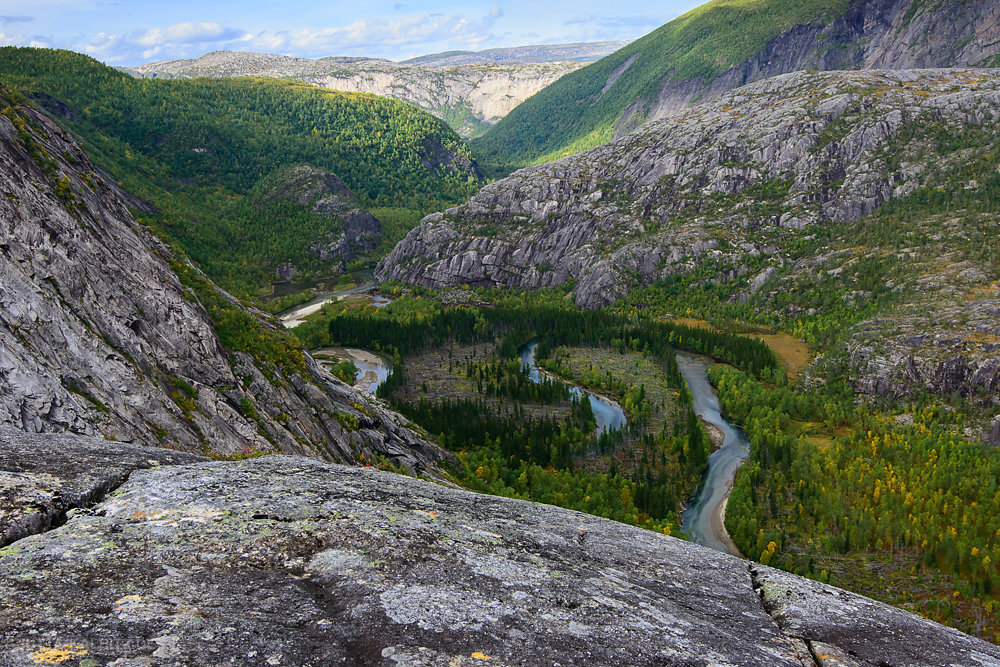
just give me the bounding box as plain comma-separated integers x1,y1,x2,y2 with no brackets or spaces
472,0,850,172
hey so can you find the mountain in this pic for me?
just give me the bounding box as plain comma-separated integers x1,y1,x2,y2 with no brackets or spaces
473,0,1000,172
400,40,630,66
0,82,445,472
3,431,997,664
378,68,1000,433
124,47,623,138
0,47,482,295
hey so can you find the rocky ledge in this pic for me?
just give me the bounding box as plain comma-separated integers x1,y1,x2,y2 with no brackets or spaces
1,432,997,666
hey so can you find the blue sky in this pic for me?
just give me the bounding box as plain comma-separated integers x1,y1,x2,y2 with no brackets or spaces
0,0,704,65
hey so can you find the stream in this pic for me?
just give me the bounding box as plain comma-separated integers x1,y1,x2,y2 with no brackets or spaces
279,269,391,329
518,341,627,435
677,352,749,556
312,346,392,395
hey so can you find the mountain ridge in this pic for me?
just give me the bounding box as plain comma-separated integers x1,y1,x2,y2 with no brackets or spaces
473,0,1000,170
124,43,626,138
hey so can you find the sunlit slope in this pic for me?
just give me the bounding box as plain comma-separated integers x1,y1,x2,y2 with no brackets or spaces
0,48,483,293
471,0,849,171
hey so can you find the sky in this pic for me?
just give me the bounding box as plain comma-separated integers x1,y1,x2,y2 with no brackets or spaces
0,0,705,66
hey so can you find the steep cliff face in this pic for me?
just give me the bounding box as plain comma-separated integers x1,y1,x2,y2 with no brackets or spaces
648,0,1000,121
0,90,445,472
2,432,997,665
126,51,591,138
475,0,1000,169
379,68,1000,408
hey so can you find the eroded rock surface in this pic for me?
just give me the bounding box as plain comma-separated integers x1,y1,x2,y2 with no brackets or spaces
645,0,1000,125
0,88,445,473
381,69,1000,306
1,436,997,666
0,428,204,548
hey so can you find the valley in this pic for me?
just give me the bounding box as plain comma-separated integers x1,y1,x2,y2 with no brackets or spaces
125,42,626,139
4,0,1000,659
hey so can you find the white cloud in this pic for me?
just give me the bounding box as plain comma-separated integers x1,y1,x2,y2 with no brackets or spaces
0,30,48,48
135,22,242,47
242,7,503,57
81,21,245,63
65,6,505,64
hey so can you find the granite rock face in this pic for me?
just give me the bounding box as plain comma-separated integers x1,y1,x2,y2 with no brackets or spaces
1,434,997,666
644,0,1000,126
0,90,445,473
0,428,204,549
380,69,1000,308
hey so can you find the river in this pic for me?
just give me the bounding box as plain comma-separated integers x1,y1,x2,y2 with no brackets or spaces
278,270,391,329
518,341,627,435
312,346,392,395
677,352,749,556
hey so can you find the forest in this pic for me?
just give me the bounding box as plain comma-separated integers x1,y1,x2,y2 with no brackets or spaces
299,289,775,536
0,47,482,294
715,364,1000,640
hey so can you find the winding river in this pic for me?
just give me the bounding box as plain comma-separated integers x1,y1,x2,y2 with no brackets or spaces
518,341,627,435
677,352,749,556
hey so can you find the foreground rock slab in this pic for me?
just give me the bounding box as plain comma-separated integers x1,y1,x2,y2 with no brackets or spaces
0,427,204,549
2,437,997,665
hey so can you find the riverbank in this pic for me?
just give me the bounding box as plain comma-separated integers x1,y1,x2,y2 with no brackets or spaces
677,352,750,557
312,346,392,394
664,317,810,380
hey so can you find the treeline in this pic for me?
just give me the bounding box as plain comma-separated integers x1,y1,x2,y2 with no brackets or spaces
715,364,1000,639
304,295,778,376
0,48,482,293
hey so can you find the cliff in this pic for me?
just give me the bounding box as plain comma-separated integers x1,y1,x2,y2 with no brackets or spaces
1,429,997,665
475,0,1000,168
126,50,607,138
0,87,445,472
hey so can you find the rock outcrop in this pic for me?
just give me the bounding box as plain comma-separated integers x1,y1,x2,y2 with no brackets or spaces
475,0,1000,167
0,88,445,473
126,51,601,137
1,432,998,666
646,0,1000,123
380,69,1000,307
254,165,383,268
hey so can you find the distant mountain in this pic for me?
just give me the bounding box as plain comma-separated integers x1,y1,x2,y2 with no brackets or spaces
473,0,1000,171
400,41,629,66
124,44,625,138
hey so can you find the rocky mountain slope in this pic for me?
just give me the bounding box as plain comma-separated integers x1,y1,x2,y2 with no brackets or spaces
378,68,1000,412
0,86,445,472
2,429,998,665
251,165,383,279
401,41,629,66
474,0,1000,169
126,48,616,137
